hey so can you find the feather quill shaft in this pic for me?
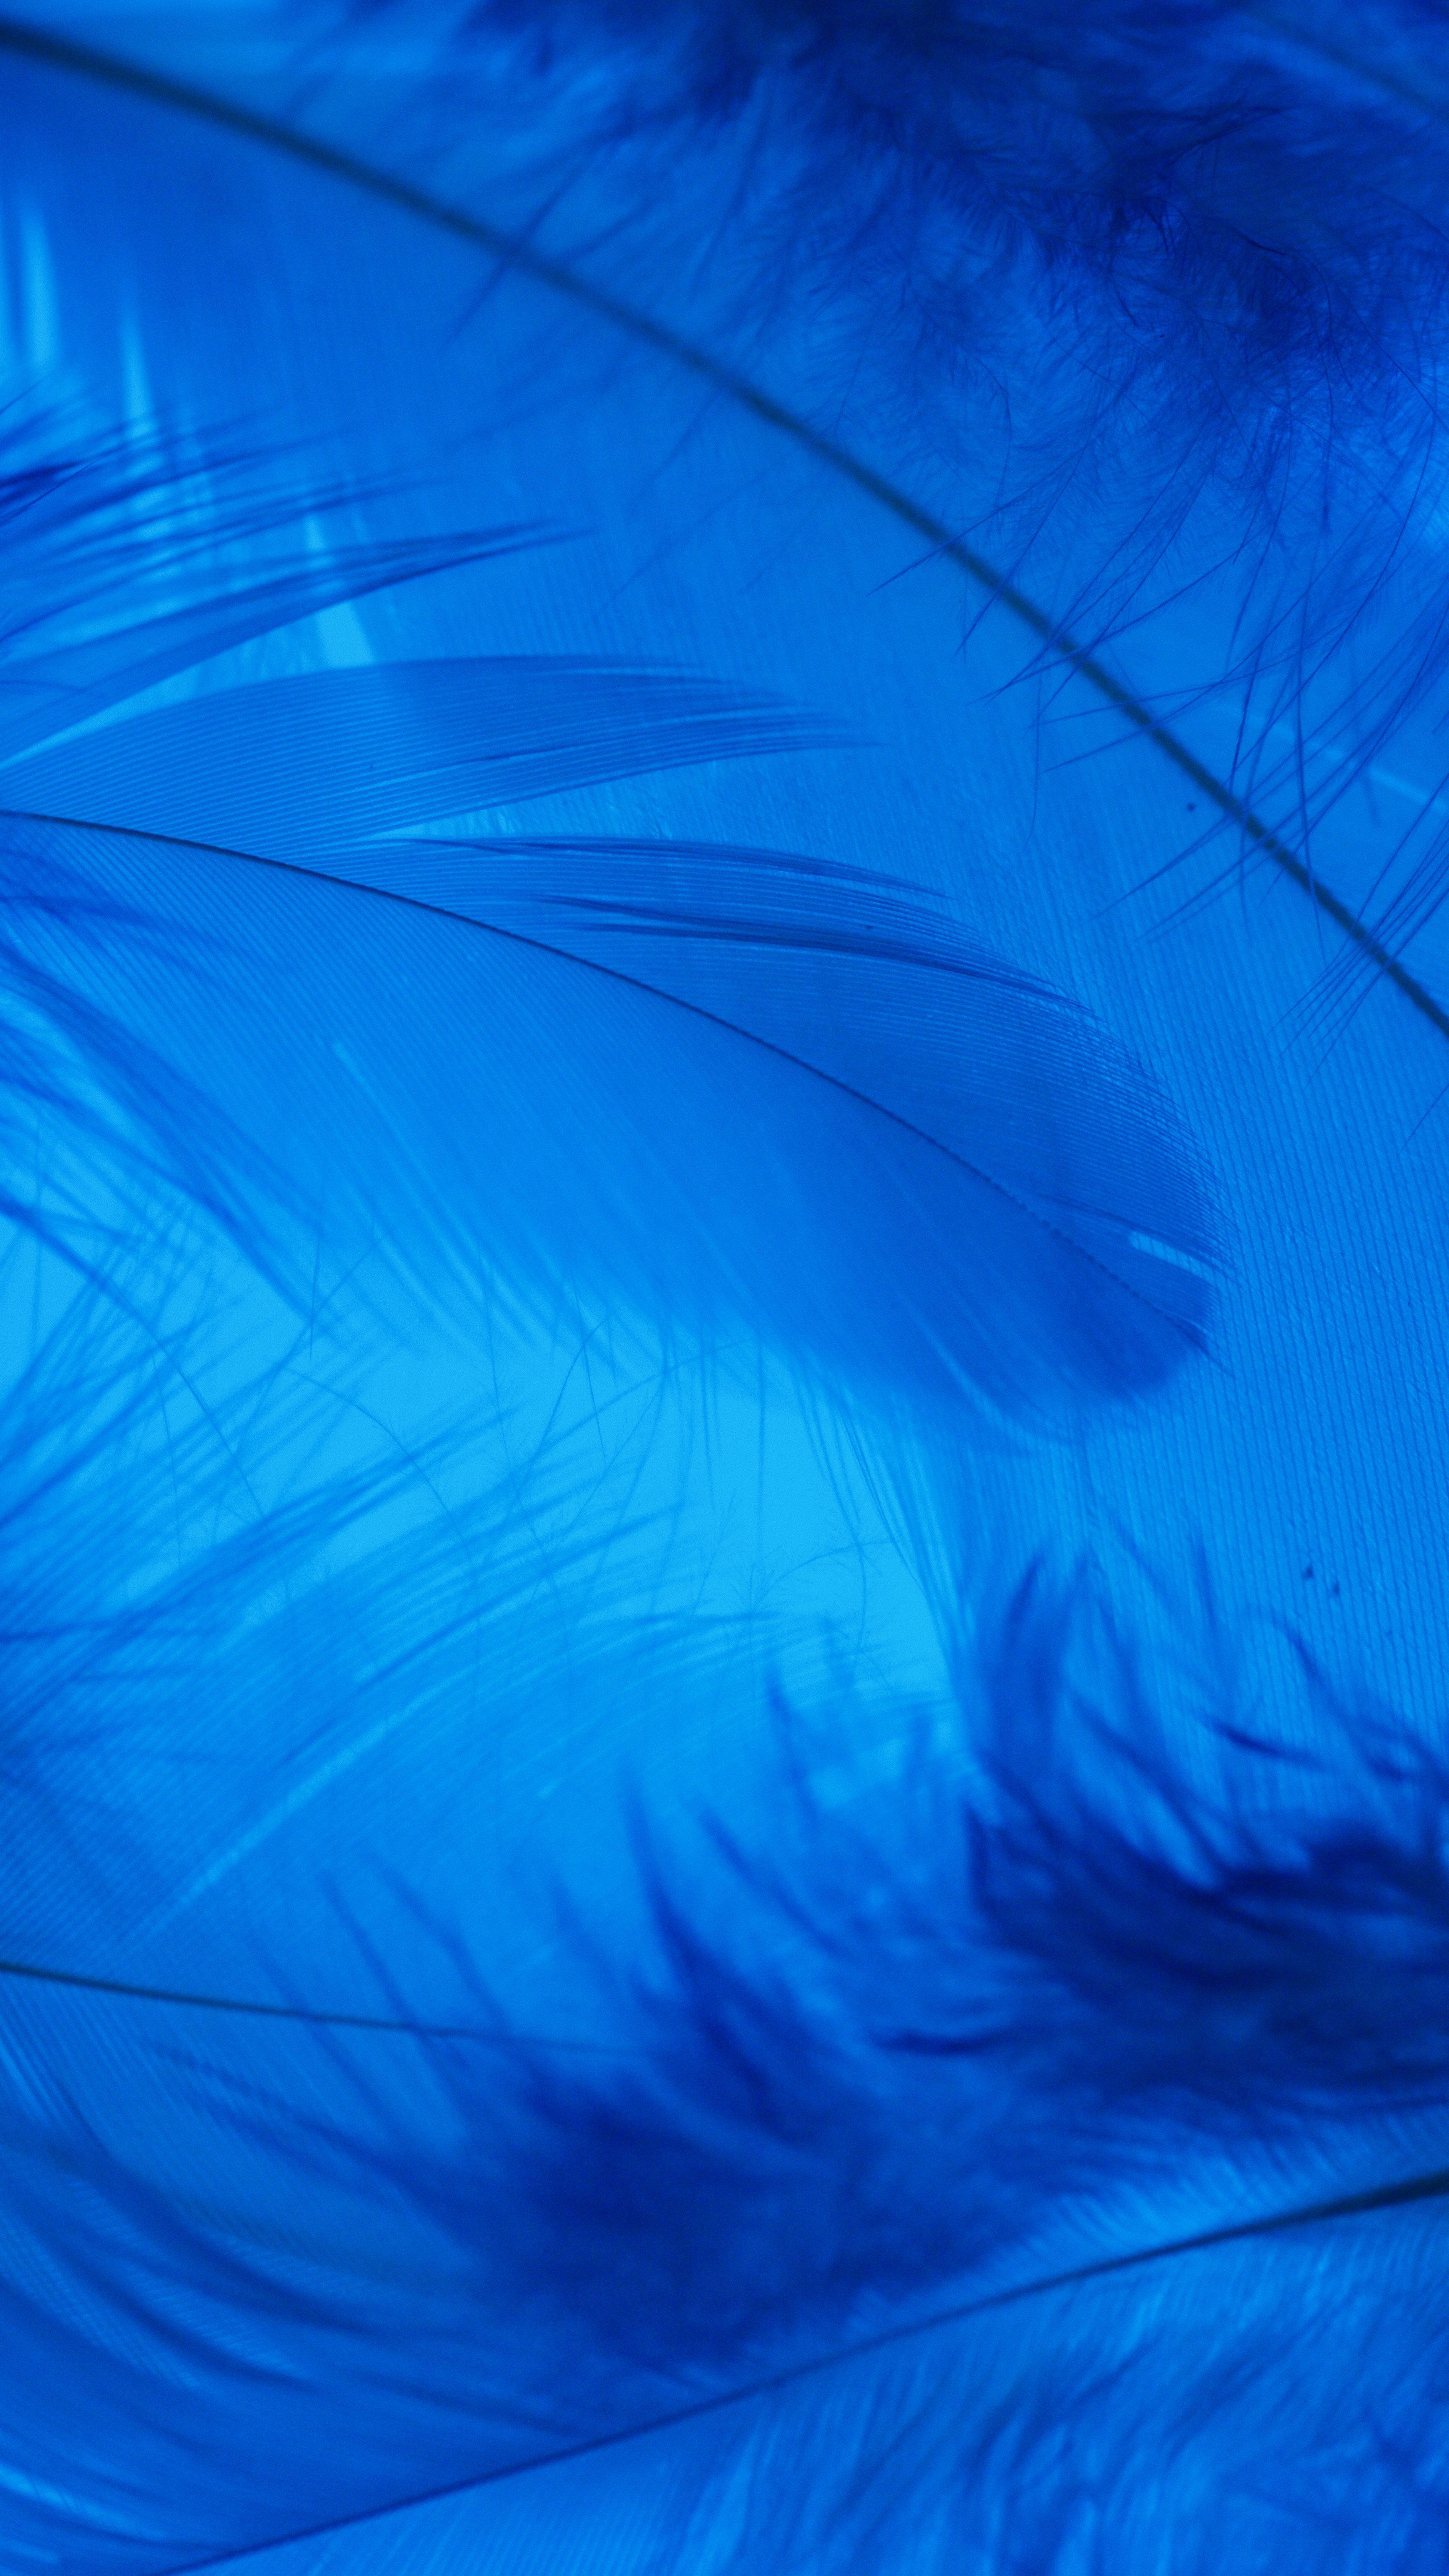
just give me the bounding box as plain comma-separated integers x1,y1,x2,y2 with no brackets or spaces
1,4,1449,2568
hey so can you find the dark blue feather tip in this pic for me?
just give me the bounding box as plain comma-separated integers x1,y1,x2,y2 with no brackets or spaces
0,2,1446,2569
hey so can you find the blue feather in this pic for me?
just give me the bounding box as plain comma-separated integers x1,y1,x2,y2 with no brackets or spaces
1,1568,1446,2573
0,683,1217,1404
0,2,1446,2568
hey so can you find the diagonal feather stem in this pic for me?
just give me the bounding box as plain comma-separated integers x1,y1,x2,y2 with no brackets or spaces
0,16,1441,1046
2,802,1208,1351
0,1949,628,2047
147,2154,1449,2576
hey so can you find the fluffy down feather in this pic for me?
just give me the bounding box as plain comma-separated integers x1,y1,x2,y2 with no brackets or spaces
0,3,1444,2571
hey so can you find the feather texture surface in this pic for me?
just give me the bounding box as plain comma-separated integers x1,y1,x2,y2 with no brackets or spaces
0,3,1446,2571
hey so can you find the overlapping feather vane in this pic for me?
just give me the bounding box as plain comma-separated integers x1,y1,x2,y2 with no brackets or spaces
0,3,1447,2569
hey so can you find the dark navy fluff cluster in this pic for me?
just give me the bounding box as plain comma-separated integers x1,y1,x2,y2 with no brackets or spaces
345,0,1449,949
14,1569,1449,2575
0,3,1447,2571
